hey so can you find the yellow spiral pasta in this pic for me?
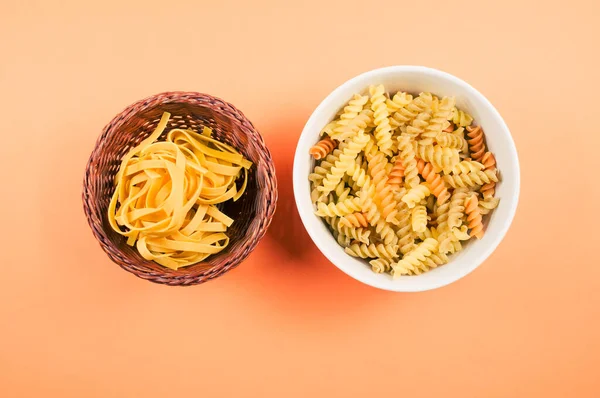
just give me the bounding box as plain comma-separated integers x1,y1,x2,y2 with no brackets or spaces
369,257,393,274
339,212,369,228
420,96,455,143
386,91,413,114
315,197,362,217
447,187,469,229
451,160,485,174
414,143,460,174
436,131,464,149
325,216,371,244
332,108,374,141
411,205,428,233
319,131,370,195
451,107,473,127
345,243,399,259
391,238,438,277
401,183,430,208
443,169,498,188
389,92,433,128
398,135,420,189
369,85,394,155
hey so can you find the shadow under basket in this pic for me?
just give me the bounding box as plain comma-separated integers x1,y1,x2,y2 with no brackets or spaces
83,92,277,286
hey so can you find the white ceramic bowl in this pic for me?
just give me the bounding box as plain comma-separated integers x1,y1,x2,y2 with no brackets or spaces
293,66,520,292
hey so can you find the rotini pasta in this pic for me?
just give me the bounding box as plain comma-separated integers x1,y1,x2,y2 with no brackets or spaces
443,169,498,188
369,85,394,155
309,137,337,160
391,238,438,277
417,159,450,204
308,85,500,277
451,107,473,127
345,243,398,259
465,193,484,239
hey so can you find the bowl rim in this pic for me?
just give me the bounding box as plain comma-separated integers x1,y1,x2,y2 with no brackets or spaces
292,65,520,292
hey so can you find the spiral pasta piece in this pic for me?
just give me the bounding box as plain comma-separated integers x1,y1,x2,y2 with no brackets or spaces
387,156,405,189
406,111,432,138
417,159,450,204
309,137,337,160
389,92,433,128
386,91,413,114
479,196,500,215
436,132,464,149
325,216,371,244
337,94,369,127
480,152,497,199
319,131,370,195
413,143,459,174
398,135,420,189
345,243,398,259
359,183,398,245
332,108,374,141
443,169,498,188
451,107,473,127
369,85,394,155
411,205,428,233
465,193,484,239
315,197,362,217
369,257,392,274
340,213,369,230
451,160,485,174
395,200,415,255
466,125,486,162
368,153,399,224
401,183,430,208
447,187,469,229
420,96,455,143
391,238,438,277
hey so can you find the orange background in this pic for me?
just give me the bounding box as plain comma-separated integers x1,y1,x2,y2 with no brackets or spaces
1,1,599,397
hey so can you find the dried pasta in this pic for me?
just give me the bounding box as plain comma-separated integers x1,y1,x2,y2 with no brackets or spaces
108,112,252,270
309,86,501,277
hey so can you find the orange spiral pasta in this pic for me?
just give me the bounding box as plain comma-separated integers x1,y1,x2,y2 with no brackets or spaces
466,125,486,163
309,137,337,160
339,212,369,228
480,152,497,199
464,193,483,239
387,156,405,189
417,159,450,204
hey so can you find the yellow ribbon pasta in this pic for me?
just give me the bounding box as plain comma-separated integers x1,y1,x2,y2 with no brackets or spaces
108,112,252,270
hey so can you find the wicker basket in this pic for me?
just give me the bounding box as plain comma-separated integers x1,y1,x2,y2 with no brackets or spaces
83,92,277,286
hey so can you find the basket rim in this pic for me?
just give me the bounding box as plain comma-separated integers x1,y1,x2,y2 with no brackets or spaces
82,91,278,286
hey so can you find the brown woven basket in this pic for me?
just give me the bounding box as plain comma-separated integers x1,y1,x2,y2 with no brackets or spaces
83,92,277,286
